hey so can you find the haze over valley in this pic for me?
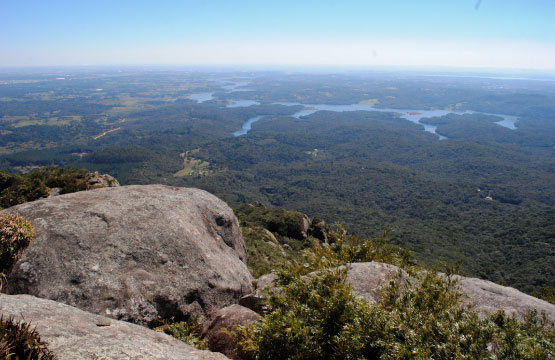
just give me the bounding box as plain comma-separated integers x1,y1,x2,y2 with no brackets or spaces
1,1,555,358
0,68,554,294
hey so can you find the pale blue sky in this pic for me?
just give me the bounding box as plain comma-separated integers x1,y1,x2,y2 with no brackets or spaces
2,0,555,69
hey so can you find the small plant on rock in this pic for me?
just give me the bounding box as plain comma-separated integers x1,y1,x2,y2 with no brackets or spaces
0,316,55,359
0,213,34,275
154,316,208,350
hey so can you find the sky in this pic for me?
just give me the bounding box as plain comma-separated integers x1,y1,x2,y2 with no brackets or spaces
2,0,555,70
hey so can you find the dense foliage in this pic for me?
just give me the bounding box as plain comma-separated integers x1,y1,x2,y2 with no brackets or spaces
0,213,34,275
154,316,208,350
0,316,55,360
0,167,91,209
236,203,314,277
237,269,555,359
236,203,309,240
235,230,555,359
182,110,554,293
534,287,555,305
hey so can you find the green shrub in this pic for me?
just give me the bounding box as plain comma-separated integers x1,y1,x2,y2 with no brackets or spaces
26,167,91,195
275,225,414,281
0,316,55,359
236,241,555,359
0,172,49,209
236,204,309,240
533,286,555,305
0,213,34,275
0,167,93,209
154,316,208,350
235,268,367,360
242,225,294,278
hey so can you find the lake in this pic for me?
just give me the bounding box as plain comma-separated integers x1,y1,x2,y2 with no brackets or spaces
187,81,519,138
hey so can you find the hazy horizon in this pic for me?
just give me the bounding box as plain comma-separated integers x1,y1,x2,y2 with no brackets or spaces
2,0,555,70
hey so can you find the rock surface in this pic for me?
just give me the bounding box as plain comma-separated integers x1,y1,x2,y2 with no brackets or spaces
4,185,253,326
345,262,555,321
239,273,279,312
204,305,260,359
346,262,408,304
0,294,227,360
454,275,555,321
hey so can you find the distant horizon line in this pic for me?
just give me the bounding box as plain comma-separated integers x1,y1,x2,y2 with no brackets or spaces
1,64,555,77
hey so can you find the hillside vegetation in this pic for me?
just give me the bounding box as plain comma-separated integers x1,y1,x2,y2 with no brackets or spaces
1,71,553,295
235,211,555,359
0,172,553,358
0,167,92,208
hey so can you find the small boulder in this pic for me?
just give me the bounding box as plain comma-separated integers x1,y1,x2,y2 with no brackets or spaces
255,273,279,291
346,262,408,304
239,273,279,312
301,215,311,239
204,304,260,359
0,294,228,360
4,185,253,326
88,171,120,189
308,217,329,243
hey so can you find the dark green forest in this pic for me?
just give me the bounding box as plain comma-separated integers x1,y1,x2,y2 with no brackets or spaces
0,69,553,294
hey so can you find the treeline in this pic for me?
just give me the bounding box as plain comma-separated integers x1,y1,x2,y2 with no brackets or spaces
0,167,91,208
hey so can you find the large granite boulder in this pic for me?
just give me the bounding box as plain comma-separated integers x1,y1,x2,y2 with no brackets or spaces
0,294,227,360
454,275,555,321
345,262,555,321
3,185,254,326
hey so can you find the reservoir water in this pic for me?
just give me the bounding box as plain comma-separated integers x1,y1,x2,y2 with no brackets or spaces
187,80,519,138
189,79,254,104
226,100,260,108
233,115,266,136
265,102,519,139
188,92,214,103
221,81,253,92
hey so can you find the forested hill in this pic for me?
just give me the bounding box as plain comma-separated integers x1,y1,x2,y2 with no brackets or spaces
174,110,554,294
0,70,553,295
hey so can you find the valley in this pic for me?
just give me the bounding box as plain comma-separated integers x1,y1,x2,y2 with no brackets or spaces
0,68,553,294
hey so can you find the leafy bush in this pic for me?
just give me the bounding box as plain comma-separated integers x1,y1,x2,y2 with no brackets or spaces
27,166,91,195
533,286,555,305
0,171,49,209
303,225,413,273
236,268,371,360
0,166,93,209
0,316,55,359
154,316,208,350
0,213,34,275
236,203,309,240
274,225,414,282
235,233,555,359
241,225,294,278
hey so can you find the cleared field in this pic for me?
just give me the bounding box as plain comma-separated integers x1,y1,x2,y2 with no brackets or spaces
174,150,213,177
359,98,379,106
7,115,81,128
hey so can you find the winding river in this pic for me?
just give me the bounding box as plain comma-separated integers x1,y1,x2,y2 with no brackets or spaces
187,80,519,138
